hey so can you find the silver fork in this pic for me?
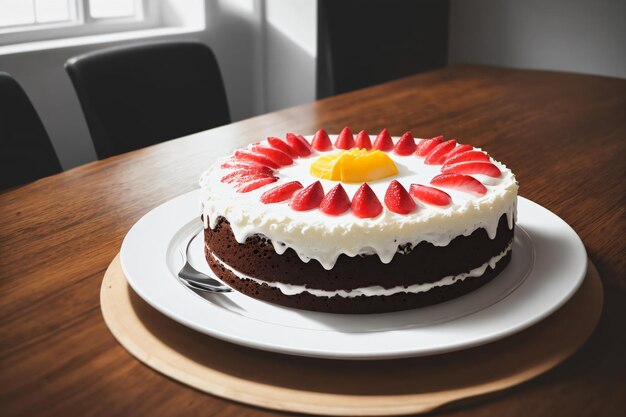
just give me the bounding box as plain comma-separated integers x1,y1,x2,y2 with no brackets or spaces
178,232,232,293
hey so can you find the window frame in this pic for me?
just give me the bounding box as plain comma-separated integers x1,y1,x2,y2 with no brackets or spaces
0,0,161,46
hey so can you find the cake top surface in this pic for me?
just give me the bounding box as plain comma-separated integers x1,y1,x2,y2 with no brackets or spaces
200,128,518,269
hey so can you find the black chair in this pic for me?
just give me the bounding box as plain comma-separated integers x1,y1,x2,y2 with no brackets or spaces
65,41,231,159
317,0,449,98
0,72,62,190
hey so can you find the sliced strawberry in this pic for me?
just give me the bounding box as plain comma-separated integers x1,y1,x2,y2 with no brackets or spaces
231,173,275,186
260,181,303,204
384,180,416,214
311,129,333,151
415,135,443,157
351,183,382,218
220,159,273,171
286,133,313,157
320,184,351,215
409,184,452,206
424,139,457,165
355,130,372,150
445,144,473,160
443,150,490,166
267,136,298,158
394,131,417,156
290,181,324,211
236,176,277,193
430,173,487,195
373,128,394,151
221,168,274,183
335,126,355,150
441,161,502,178
251,145,293,166
234,150,280,169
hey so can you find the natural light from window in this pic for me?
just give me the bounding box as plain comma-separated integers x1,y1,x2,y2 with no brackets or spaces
89,0,137,19
0,0,142,31
0,0,72,27
0,0,205,53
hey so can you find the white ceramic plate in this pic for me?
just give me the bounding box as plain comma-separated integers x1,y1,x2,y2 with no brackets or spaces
120,192,587,360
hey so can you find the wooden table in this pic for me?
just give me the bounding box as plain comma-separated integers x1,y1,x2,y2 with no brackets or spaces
1,65,624,417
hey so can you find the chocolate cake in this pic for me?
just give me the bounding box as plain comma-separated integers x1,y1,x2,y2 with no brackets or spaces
199,128,518,314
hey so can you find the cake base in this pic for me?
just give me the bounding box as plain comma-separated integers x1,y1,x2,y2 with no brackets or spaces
205,215,514,291
206,248,511,314
100,254,603,416
203,213,514,313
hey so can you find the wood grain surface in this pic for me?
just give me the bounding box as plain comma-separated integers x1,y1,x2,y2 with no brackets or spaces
1,65,624,416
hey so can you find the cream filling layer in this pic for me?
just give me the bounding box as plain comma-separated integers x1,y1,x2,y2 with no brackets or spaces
211,242,512,299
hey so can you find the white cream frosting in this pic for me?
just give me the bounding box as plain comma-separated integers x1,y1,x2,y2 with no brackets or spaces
199,135,518,270
210,242,512,298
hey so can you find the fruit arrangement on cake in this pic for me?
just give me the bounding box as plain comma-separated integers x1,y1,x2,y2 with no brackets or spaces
199,127,518,314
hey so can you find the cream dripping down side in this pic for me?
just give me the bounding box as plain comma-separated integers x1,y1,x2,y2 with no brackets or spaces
208,242,513,298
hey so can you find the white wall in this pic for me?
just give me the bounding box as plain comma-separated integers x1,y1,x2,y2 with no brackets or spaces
449,0,626,79
0,0,317,169
264,0,317,112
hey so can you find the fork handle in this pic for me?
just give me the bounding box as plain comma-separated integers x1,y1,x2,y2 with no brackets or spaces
179,263,231,289
183,279,232,293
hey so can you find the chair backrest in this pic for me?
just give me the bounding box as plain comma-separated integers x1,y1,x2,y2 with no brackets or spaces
317,0,448,98
0,72,62,190
65,40,231,159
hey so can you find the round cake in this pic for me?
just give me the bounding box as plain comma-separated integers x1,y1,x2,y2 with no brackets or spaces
199,128,518,314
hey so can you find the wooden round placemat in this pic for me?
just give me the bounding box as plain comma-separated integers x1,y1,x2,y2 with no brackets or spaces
101,255,603,416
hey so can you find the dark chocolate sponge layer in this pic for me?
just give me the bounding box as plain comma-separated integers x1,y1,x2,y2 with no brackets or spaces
204,214,514,291
206,249,512,314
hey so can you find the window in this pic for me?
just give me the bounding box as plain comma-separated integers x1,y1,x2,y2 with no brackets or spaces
0,0,77,29
0,0,159,45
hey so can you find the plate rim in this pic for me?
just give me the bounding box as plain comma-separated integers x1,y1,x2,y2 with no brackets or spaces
120,192,587,360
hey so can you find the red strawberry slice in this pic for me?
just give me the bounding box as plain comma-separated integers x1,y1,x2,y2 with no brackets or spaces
221,168,274,183
409,184,452,206
445,144,473,160
384,180,416,214
430,173,487,195
236,176,277,193
228,173,275,186
351,183,383,218
415,135,443,157
260,181,303,204
424,139,457,165
441,161,502,178
355,130,372,150
290,181,324,211
286,133,313,157
443,150,490,166
222,171,274,184
394,131,417,156
373,128,394,151
311,129,333,151
267,136,298,158
251,145,293,166
320,184,351,215
234,150,280,169
335,126,355,150
220,160,273,172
